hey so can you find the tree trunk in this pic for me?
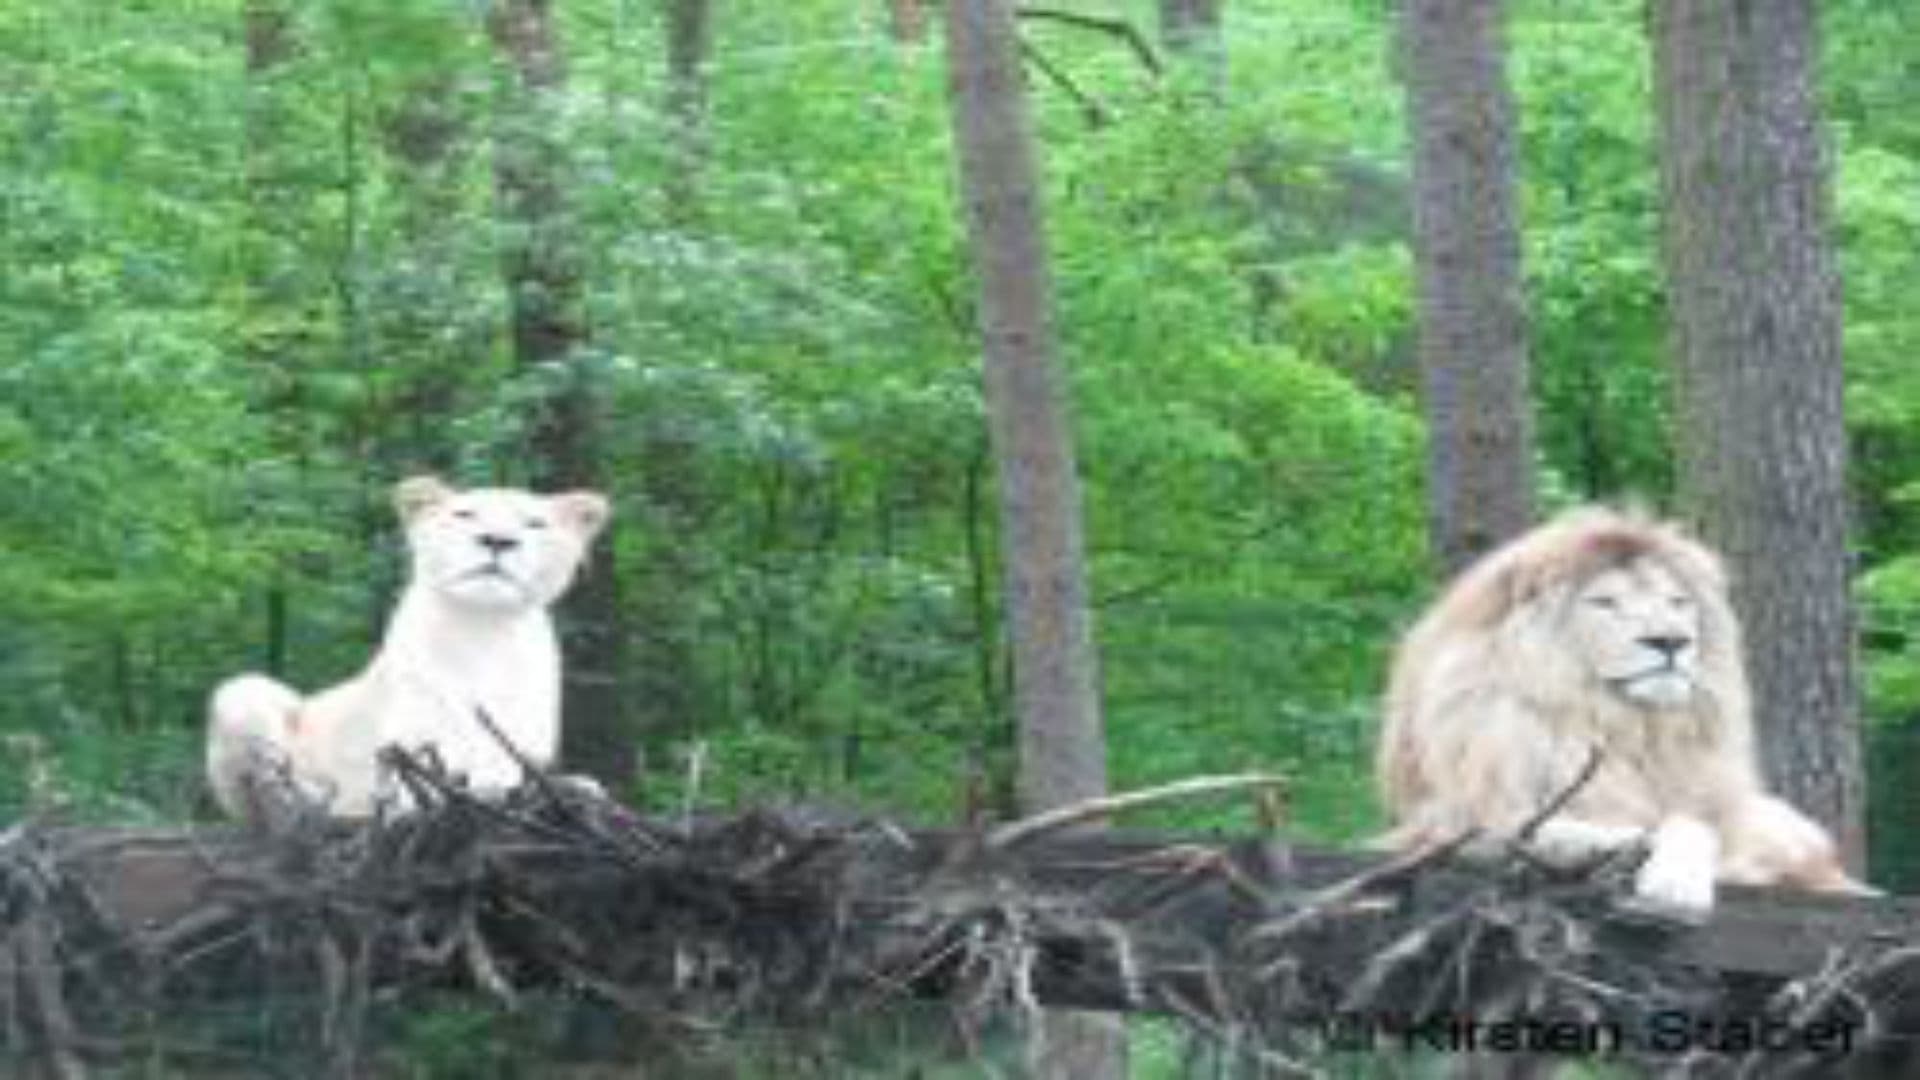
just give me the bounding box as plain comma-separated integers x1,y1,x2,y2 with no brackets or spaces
886,0,928,45
943,1,1121,1074
381,60,477,473
488,0,634,789
243,0,298,679
1158,0,1223,78
244,0,294,71
665,0,713,215
1652,0,1863,868
1401,0,1535,577
605,0,718,755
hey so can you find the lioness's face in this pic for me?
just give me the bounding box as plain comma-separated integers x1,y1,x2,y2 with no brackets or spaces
1566,559,1703,709
396,478,610,611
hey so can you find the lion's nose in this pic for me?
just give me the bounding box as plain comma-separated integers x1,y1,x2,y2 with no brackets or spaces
1641,634,1690,660
478,533,520,556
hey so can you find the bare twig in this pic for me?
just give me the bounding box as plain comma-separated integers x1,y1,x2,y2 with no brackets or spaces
1513,744,1605,848
1018,39,1109,127
464,920,518,1008
1248,828,1478,951
1016,6,1162,76
469,706,571,808
681,740,708,830
9,756,1916,1075
986,773,1286,853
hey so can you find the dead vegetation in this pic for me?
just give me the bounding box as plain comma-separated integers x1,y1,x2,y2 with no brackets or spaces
0,752,1916,1077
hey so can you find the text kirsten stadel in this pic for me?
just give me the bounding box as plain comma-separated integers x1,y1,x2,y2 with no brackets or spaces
1318,1011,1856,1057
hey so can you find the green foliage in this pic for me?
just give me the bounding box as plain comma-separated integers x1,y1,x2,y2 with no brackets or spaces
0,0,1915,1067
0,0,1914,854
1511,6,1669,498
1863,555,1920,721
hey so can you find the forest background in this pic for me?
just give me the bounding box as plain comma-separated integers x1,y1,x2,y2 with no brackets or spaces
4,0,1920,887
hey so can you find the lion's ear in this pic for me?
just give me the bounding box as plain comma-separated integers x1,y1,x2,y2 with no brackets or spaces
394,476,455,523
552,491,611,540
1488,559,1553,620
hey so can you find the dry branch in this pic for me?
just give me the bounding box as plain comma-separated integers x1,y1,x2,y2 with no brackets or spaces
1015,6,1162,76
2,760,1918,1076
984,773,1285,852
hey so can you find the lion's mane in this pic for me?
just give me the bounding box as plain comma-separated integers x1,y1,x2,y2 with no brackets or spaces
1376,506,1758,850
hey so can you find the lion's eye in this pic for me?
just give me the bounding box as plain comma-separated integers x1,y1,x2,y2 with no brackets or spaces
525,517,549,530
453,508,478,521
1669,594,1693,610
1584,595,1621,611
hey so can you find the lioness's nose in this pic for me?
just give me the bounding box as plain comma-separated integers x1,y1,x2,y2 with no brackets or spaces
478,533,519,555
1641,634,1690,659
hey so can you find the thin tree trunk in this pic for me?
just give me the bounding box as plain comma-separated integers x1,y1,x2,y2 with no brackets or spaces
665,0,713,215
1402,0,1535,577
382,64,477,472
265,588,288,678
1158,0,1223,84
1158,0,1221,43
1652,0,1863,868
109,635,139,732
886,0,928,44
488,0,634,788
244,0,298,679
595,0,719,754
963,447,1011,793
944,1,1121,1074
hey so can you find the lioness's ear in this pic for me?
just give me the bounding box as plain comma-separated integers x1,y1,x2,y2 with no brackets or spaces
394,476,455,523
553,491,611,540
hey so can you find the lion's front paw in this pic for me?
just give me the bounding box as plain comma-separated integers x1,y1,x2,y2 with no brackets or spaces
551,773,608,801
1748,797,1834,863
1627,853,1715,923
1622,817,1718,923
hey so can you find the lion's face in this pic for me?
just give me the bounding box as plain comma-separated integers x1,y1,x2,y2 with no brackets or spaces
396,478,610,612
1563,558,1703,710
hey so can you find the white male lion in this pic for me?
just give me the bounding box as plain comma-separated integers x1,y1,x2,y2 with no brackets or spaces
1376,506,1866,919
207,476,610,819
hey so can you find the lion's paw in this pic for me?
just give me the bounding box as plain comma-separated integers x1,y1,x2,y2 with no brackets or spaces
1746,797,1835,862
551,773,608,801
1622,817,1718,923
1626,857,1714,923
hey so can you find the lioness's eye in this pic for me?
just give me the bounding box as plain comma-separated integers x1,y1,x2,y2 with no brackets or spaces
525,517,549,530
1584,595,1620,611
453,508,477,521
1669,594,1693,610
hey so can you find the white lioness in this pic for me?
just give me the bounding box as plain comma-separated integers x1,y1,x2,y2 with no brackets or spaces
1377,507,1868,919
206,476,610,818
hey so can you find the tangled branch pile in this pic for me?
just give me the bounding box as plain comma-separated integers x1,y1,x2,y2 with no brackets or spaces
0,757,1915,1077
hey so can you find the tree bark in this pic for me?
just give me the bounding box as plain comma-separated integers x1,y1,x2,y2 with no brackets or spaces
886,0,928,45
944,1,1121,1074
243,0,299,679
945,0,1107,837
381,66,475,472
1158,0,1223,79
665,0,713,215
488,0,634,788
608,0,718,754
1652,0,1863,868
1402,0,1535,577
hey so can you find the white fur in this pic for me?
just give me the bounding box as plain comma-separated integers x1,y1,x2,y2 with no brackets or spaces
206,477,609,819
1628,816,1720,921
1377,507,1870,914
